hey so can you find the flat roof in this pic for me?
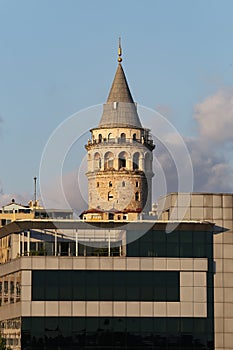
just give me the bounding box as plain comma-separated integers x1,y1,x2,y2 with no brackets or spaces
0,219,216,238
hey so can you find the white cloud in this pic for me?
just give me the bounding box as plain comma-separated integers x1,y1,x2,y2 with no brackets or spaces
154,88,233,197
194,88,233,145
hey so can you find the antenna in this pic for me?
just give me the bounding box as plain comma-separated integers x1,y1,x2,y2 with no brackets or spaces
34,176,37,207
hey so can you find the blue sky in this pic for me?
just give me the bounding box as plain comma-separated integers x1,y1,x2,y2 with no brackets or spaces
1,0,233,206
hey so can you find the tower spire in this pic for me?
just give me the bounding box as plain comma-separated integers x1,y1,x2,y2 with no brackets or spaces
118,37,122,63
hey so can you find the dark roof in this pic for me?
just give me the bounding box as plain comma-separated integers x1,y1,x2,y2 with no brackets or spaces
97,62,142,129
107,63,134,103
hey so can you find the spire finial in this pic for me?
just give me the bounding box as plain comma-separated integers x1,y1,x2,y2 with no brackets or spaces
118,37,122,63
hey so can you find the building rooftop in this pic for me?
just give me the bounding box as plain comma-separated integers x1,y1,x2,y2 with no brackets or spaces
0,218,216,238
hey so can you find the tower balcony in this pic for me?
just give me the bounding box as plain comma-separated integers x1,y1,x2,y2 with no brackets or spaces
85,136,155,151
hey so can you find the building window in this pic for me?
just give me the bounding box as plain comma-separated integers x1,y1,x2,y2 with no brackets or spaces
108,133,113,141
94,152,101,170
133,152,139,170
104,152,114,170
109,181,112,187
122,181,125,187
120,133,126,142
97,182,99,188
4,281,8,295
135,192,139,201
32,270,180,301
108,213,114,220
133,133,137,141
118,151,127,169
136,181,139,187
108,192,113,201
98,134,102,143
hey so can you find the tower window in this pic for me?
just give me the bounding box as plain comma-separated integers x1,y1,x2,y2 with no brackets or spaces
136,181,139,187
118,151,127,169
97,182,99,188
133,133,137,141
108,213,114,220
98,134,102,143
133,152,140,170
119,158,126,168
122,181,125,187
135,192,139,201
108,192,113,201
104,152,114,170
94,152,101,170
120,133,126,142
109,181,112,187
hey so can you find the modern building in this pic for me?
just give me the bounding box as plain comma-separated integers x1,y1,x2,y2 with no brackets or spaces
158,192,233,350
0,219,216,349
0,44,232,350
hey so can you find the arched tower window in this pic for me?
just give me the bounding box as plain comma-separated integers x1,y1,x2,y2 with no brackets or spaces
108,133,113,142
118,151,127,169
133,152,140,170
122,181,125,187
94,152,101,170
133,133,137,141
109,181,112,187
135,192,139,201
98,134,102,143
120,133,126,142
104,152,114,170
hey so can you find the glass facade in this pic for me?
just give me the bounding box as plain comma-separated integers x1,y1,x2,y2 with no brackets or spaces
32,270,180,302
22,317,214,349
127,229,212,258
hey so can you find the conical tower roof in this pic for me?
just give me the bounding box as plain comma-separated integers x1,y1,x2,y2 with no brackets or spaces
98,44,142,129
107,63,134,103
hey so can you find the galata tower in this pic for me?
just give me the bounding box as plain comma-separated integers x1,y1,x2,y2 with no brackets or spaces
85,41,155,220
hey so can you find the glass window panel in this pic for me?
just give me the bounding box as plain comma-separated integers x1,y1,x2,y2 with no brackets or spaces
180,243,193,257
32,270,179,302
166,243,179,257
59,271,73,300
180,231,193,243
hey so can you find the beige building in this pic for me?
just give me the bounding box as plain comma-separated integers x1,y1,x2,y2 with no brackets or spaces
158,192,233,350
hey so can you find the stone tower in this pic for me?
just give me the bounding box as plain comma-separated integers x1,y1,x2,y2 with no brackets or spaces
85,42,155,218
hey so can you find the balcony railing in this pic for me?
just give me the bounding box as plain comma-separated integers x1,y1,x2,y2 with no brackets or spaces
86,137,154,148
